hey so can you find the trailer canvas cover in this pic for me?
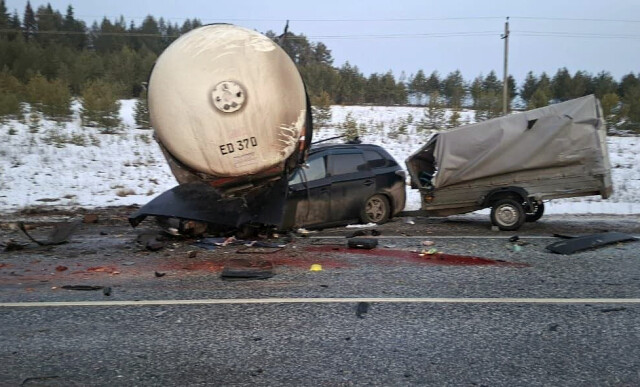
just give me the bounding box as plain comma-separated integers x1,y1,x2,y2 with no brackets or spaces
408,95,612,195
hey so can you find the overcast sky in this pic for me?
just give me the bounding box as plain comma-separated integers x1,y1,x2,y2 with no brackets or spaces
6,0,640,82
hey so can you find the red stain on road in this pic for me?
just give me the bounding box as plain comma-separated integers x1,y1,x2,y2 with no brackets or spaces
305,245,527,267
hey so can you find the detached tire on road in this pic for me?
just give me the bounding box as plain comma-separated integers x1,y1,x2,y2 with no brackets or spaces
525,202,545,222
361,194,390,224
490,199,525,231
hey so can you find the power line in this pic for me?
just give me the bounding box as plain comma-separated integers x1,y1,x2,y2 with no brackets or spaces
3,28,639,41
27,14,640,24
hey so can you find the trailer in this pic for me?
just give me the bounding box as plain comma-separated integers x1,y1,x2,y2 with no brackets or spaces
405,95,613,230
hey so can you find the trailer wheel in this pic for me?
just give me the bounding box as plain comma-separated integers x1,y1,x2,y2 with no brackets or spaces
361,194,390,224
490,199,525,231
525,202,545,222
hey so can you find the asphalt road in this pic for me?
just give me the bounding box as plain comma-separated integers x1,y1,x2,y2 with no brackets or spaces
1,208,639,386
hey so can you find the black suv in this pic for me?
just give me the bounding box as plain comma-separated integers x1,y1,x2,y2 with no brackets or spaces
281,143,406,229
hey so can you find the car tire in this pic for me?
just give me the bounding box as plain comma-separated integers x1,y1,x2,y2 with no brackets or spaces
525,202,545,222
490,199,525,231
361,194,390,224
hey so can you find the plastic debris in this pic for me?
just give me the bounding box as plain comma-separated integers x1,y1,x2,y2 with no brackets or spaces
61,285,103,291
347,238,378,249
513,245,522,252
17,220,81,246
356,302,370,318
221,258,274,281
421,240,435,246
346,223,377,229
309,264,323,272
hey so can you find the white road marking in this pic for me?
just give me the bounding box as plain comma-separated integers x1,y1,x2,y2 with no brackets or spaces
1,297,640,308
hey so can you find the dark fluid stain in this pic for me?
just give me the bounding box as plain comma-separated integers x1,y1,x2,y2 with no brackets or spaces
305,246,527,267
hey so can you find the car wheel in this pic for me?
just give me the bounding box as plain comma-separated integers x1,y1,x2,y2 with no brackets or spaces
361,194,390,224
525,202,545,222
490,199,525,231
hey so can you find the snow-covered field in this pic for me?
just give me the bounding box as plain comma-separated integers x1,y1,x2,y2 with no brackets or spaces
1,101,639,214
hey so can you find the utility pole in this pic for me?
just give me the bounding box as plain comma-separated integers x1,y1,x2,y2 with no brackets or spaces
501,17,510,115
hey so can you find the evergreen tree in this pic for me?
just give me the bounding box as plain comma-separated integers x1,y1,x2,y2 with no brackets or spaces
408,69,427,104
25,73,72,119
134,87,150,128
592,71,617,99
425,71,441,95
469,75,483,109
528,87,550,109
80,79,122,132
570,70,592,98
23,1,36,41
310,90,332,128
551,67,573,101
481,70,501,94
417,91,446,130
600,92,621,130
447,110,461,129
442,70,466,108
475,90,501,121
520,71,538,104
0,67,22,119
0,0,9,30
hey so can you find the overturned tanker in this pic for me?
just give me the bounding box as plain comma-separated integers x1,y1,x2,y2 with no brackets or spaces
129,24,313,230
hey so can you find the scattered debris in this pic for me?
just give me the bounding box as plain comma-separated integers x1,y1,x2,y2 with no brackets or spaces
601,307,626,313
421,240,435,247
21,375,59,386
146,239,165,251
403,218,415,225
296,228,316,236
17,220,81,246
154,271,166,278
508,235,520,243
122,261,136,266
346,229,381,238
552,233,578,239
546,232,638,254
491,226,500,231
3,239,27,251
513,245,522,252
419,248,439,256
309,264,323,272
237,241,286,254
55,266,68,272
61,285,103,291
192,236,243,250
187,250,198,258
83,214,99,224
347,238,378,249
103,287,112,296
220,258,274,281
356,302,370,319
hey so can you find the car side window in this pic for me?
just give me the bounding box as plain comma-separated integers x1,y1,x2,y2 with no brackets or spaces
289,156,327,184
364,149,396,168
330,153,368,176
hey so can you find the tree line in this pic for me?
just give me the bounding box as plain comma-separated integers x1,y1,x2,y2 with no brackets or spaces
0,1,638,132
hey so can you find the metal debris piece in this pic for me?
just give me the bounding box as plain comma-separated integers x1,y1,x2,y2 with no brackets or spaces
61,285,103,291
221,258,274,281
17,221,81,246
356,302,370,319
546,232,638,255
347,238,378,249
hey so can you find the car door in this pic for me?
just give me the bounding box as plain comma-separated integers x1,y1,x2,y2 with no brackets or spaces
285,154,332,228
327,150,376,223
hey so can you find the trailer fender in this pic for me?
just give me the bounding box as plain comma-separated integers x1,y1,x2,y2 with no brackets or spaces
481,187,533,211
